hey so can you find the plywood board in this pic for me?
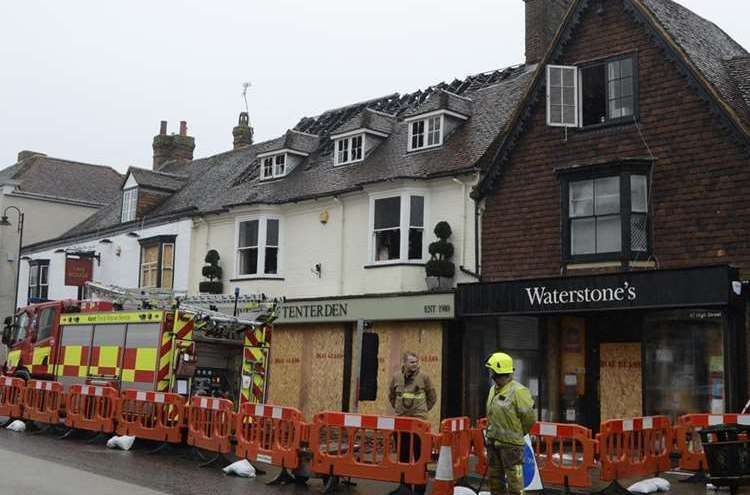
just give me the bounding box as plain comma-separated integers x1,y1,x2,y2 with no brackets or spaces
267,323,346,421
600,342,642,421
353,320,443,431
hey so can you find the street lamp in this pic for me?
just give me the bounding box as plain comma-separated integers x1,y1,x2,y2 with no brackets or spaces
0,206,25,314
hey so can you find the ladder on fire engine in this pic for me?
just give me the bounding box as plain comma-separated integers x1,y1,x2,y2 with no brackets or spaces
85,281,283,403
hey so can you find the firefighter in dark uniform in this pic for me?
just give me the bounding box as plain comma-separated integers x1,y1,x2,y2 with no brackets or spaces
388,351,436,495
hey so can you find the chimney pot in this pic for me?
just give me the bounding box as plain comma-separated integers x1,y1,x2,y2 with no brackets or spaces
179,121,187,136
160,120,168,135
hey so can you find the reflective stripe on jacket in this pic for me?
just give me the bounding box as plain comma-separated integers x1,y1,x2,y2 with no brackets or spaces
485,380,536,447
389,371,436,419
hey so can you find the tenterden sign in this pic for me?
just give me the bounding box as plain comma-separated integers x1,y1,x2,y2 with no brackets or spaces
457,265,737,316
214,292,454,324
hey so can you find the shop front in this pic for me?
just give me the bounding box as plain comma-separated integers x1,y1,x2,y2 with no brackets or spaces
456,265,747,430
222,291,457,428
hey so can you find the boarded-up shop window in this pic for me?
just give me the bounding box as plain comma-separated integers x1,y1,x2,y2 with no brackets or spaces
359,332,379,401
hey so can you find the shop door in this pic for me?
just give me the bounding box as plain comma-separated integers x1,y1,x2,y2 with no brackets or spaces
599,342,643,421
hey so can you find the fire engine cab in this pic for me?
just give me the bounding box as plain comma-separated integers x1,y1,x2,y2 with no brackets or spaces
2,284,280,404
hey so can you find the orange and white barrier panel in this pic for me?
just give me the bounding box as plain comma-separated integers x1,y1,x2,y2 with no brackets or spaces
472,417,489,476
22,380,63,425
186,396,234,454
310,411,433,485
598,416,672,481
116,390,185,443
235,403,306,470
65,385,119,433
675,413,750,471
0,376,25,419
439,417,472,480
530,422,597,488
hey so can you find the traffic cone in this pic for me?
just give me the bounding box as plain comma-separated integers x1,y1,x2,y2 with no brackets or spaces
432,433,455,495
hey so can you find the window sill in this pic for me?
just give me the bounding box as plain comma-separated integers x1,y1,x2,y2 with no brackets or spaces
406,144,442,154
230,276,285,282
364,262,426,269
575,118,637,133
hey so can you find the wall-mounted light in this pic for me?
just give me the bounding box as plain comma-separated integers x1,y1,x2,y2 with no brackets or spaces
311,263,322,278
319,210,329,224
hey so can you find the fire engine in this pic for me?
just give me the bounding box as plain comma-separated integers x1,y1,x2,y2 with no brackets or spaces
1,282,282,404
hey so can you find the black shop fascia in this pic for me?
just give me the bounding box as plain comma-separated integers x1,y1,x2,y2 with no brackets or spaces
455,265,747,431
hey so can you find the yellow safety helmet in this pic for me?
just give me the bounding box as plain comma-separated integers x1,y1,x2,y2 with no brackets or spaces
485,352,514,375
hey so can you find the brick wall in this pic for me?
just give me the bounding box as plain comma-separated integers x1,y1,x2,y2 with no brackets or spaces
482,0,750,282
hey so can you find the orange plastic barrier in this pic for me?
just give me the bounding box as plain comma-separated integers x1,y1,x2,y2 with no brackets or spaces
598,416,672,481
472,417,489,476
0,376,25,419
186,396,234,454
530,422,597,488
675,413,750,471
310,411,433,485
440,417,472,480
116,390,185,443
22,380,63,425
65,385,119,433
235,403,306,469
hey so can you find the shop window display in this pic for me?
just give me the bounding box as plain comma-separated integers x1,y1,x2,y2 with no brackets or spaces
642,310,725,421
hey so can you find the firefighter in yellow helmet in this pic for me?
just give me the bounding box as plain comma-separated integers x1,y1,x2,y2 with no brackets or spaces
484,352,536,495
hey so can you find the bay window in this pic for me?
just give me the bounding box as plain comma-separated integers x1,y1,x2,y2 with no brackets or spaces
236,217,281,277
370,192,426,263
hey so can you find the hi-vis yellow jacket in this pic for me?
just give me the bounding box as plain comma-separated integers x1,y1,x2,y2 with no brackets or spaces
486,380,536,447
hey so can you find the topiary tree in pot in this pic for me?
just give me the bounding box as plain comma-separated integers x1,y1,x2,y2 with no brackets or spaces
425,221,455,290
199,249,224,294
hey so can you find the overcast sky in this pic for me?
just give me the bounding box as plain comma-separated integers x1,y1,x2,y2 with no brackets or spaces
1,1,748,173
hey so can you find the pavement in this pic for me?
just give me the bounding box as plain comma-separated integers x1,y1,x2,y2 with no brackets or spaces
0,422,737,495
0,423,402,495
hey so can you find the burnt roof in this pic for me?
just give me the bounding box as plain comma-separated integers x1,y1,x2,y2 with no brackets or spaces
46,64,533,246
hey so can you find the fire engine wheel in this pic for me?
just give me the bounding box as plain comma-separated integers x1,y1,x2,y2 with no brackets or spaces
14,369,30,382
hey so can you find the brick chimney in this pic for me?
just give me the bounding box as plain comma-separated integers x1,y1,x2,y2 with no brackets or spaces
524,0,572,65
152,120,195,170
17,150,46,162
232,112,254,149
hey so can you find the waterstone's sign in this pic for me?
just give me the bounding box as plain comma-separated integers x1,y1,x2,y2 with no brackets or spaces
217,292,454,324
457,265,738,316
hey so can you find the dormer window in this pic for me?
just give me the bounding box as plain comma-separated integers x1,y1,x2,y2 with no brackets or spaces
407,115,443,151
260,153,287,180
334,134,364,166
121,187,137,222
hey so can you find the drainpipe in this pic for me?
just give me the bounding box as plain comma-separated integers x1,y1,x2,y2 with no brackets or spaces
474,199,481,280
334,197,345,295
451,177,468,270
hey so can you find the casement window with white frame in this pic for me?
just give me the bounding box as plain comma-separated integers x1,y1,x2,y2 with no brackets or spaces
547,55,637,128
260,154,287,180
370,193,425,263
334,134,364,166
408,115,443,151
28,260,49,300
236,217,281,277
121,187,138,222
